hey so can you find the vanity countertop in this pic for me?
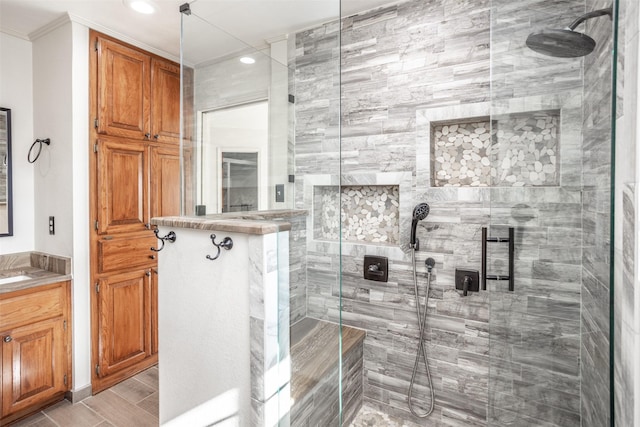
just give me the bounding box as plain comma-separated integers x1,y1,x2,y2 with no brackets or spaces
0,252,72,294
151,209,308,235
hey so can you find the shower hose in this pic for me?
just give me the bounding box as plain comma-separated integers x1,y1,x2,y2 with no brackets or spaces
407,248,435,418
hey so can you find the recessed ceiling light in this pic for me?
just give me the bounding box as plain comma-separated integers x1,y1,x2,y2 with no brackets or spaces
124,0,156,14
240,57,256,64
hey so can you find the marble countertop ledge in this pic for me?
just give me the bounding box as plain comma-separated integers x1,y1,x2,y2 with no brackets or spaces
0,251,72,294
152,210,308,235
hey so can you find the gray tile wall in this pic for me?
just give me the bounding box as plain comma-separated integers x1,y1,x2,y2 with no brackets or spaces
489,1,586,425
289,215,308,324
581,0,615,425
289,0,606,425
292,1,493,422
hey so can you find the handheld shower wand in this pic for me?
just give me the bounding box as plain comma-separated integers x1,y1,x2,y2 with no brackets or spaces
410,203,430,250
408,202,435,418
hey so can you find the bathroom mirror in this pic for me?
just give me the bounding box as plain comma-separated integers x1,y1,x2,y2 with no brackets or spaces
0,108,12,236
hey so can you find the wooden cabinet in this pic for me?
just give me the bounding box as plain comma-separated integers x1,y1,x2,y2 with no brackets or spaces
97,270,151,377
151,146,181,218
151,269,159,355
0,281,71,425
96,36,150,141
96,35,180,144
90,30,180,393
151,59,181,144
96,138,149,235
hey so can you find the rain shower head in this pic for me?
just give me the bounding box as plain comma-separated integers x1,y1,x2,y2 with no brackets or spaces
526,29,596,58
525,7,612,58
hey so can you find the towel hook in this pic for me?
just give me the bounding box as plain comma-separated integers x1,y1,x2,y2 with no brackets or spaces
27,138,50,163
151,229,177,252
206,234,233,261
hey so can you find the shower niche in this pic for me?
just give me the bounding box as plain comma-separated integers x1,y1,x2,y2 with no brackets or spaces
431,109,560,187
314,185,400,244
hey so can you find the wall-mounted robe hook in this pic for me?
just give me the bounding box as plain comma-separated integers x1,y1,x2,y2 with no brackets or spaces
206,234,233,261
151,229,177,252
27,138,51,163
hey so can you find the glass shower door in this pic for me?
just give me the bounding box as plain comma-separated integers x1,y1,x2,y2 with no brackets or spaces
487,1,617,426
179,1,343,425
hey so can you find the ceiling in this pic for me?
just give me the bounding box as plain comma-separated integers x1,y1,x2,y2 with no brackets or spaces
0,0,396,65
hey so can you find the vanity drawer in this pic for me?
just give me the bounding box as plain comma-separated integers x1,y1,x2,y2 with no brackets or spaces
98,234,157,273
0,282,67,330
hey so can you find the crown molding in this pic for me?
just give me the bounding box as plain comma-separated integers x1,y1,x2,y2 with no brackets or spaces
26,12,180,63
0,27,31,41
27,13,71,41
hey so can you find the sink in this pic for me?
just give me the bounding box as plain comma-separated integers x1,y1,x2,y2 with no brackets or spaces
0,275,32,285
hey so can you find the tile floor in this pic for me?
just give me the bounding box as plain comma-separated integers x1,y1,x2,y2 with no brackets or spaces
13,368,402,427
10,366,158,427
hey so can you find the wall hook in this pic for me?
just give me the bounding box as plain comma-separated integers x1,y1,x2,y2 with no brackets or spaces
27,138,51,163
151,229,177,252
206,234,233,261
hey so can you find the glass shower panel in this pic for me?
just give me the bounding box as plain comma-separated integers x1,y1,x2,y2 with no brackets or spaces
180,0,341,425
181,12,293,216
488,1,616,426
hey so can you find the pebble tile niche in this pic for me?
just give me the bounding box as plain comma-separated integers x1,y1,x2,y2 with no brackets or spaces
432,110,560,187
314,185,400,244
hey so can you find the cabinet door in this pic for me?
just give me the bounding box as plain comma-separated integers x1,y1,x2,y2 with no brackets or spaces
97,138,149,235
150,59,180,144
97,270,151,377
151,269,158,355
150,146,180,218
2,318,66,417
96,36,150,140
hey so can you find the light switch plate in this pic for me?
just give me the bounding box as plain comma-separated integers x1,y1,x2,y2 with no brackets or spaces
275,184,285,203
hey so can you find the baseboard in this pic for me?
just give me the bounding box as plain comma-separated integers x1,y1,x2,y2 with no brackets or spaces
66,384,92,403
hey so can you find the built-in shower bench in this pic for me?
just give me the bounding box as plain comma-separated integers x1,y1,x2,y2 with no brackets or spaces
290,317,366,426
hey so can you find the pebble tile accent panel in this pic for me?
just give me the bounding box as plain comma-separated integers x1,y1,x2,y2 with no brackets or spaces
315,185,400,244
492,111,560,187
432,111,560,188
433,120,492,187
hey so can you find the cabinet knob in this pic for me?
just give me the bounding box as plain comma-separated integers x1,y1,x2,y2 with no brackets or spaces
144,133,151,139
149,255,156,260
146,271,152,277
145,223,151,230
3,336,12,343
153,134,159,139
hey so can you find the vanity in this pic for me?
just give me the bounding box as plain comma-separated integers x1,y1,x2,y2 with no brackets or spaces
0,252,72,425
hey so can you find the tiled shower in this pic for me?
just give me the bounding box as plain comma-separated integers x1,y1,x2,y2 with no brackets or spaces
181,0,625,425
290,0,613,425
